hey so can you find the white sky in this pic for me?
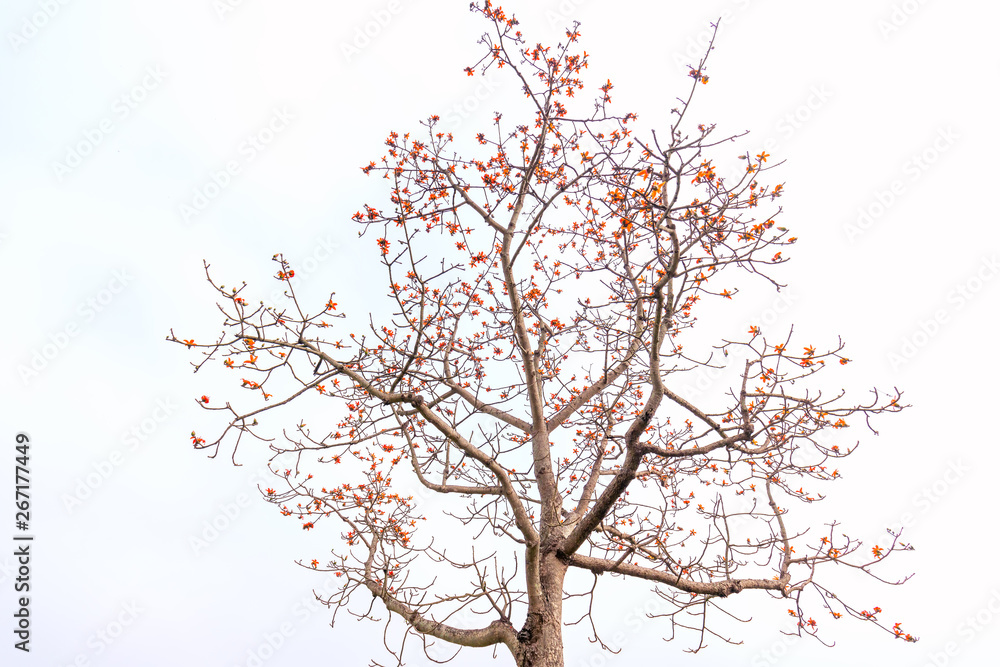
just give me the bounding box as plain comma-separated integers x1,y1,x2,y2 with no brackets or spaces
2,0,999,665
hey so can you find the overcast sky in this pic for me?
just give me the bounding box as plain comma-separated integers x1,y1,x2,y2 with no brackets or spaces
2,0,999,665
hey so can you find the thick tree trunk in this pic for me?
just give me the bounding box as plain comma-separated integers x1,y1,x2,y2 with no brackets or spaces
515,552,568,667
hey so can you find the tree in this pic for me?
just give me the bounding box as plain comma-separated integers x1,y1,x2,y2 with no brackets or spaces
171,4,915,665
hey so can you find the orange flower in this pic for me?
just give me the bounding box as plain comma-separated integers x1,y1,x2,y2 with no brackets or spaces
200,395,210,404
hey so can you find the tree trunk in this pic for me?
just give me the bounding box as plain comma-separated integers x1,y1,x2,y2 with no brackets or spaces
516,552,568,667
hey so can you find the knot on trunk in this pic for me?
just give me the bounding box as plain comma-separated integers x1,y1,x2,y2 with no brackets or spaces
719,579,744,597
403,392,425,406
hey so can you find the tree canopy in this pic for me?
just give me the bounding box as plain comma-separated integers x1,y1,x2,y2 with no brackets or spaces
172,3,914,665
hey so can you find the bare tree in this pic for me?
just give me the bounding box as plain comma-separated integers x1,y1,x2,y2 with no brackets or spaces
171,4,915,665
